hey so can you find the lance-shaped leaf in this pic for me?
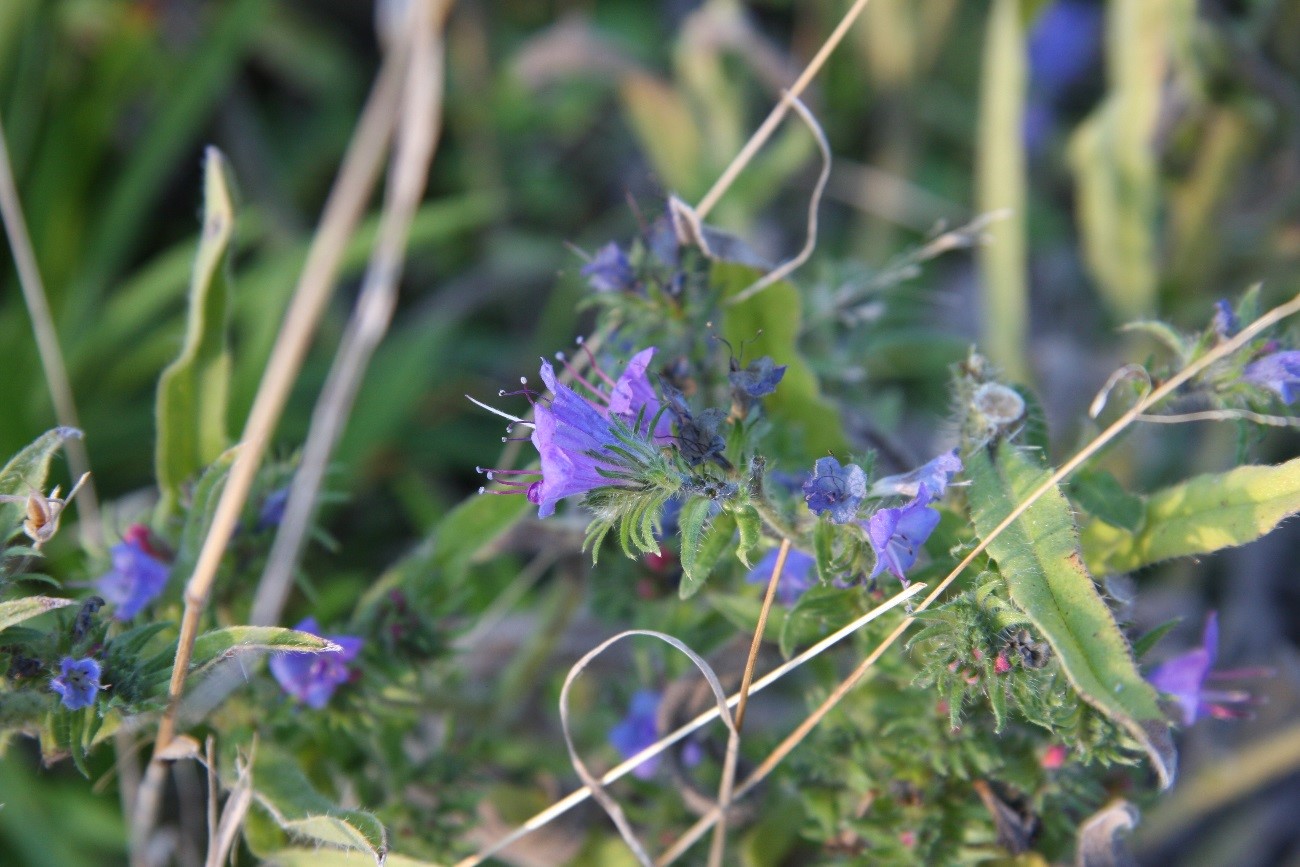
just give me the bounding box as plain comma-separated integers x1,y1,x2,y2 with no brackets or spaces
967,445,1175,788
0,596,75,633
0,427,83,536
189,626,340,674
260,849,438,867
155,146,236,514
1081,456,1300,575
252,751,387,862
678,497,726,599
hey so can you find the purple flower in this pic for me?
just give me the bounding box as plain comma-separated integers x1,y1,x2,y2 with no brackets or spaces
1148,612,1265,726
608,690,702,780
270,617,363,709
729,356,787,399
477,350,666,518
865,487,942,584
607,347,673,441
50,656,101,710
1212,300,1238,340
870,450,963,499
582,243,634,293
1243,351,1300,404
257,487,290,530
97,529,170,620
745,547,816,606
803,456,867,524
1028,0,1103,100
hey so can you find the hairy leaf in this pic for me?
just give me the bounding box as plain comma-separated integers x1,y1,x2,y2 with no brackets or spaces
1081,456,1300,574
252,751,387,861
1069,469,1145,533
0,596,75,634
155,147,236,514
677,497,714,598
968,445,1175,788
189,626,339,674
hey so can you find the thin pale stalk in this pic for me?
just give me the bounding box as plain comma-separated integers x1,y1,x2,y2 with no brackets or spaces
130,28,410,863
452,582,926,867
0,113,102,548
654,291,1300,861
249,0,449,628
693,0,874,219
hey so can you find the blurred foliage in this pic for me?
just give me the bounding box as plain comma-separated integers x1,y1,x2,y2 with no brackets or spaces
2,0,1300,865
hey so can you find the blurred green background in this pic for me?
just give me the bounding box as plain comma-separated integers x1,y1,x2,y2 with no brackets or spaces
3,0,1300,864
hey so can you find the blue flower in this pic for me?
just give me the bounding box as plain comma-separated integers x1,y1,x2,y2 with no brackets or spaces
97,528,170,621
607,689,702,780
870,450,963,499
270,617,363,709
745,547,816,606
803,457,867,524
1211,300,1238,340
729,356,786,399
581,242,634,293
257,487,290,530
865,487,942,584
1242,350,1300,404
1027,0,1104,100
1147,612,1265,726
50,656,102,710
609,690,664,779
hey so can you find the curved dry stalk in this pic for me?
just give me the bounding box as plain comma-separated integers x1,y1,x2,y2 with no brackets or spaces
451,581,926,867
558,630,739,867
652,289,1300,862
0,114,102,548
250,0,450,628
693,0,875,219
130,17,414,863
1137,409,1300,427
725,94,831,306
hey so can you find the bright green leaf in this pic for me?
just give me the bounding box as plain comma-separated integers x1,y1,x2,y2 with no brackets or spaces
968,445,1175,788
1069,469,1145,533
0,596,74,633
189,626,339,673
677,497,714,599
1081,456,1300,575
155,147,236,515
253,750,387,860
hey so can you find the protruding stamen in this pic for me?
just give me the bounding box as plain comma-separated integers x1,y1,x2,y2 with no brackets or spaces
555,352,608,402
466,394,533,426
577,339,619,388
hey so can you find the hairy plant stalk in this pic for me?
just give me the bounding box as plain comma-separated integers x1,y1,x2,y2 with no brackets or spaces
250,0,450,628
0,114,102,548
129,20,413,864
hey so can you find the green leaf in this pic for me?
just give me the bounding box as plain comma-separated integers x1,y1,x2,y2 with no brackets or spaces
0,427,83,537
716,263,849,461
252,750,387,860
967,444,1175,788
813,519,836,585
733,505,761,568
1069,469,1145,533
677,497,714,599
779,585,863,660
975,0,1029,381
261,850,438,867
1081,456,1300,575
189,626,339,673
0,596,74,633
430,487,533,580
155,147,236,515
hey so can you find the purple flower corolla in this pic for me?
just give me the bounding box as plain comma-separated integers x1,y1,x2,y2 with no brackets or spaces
1147,612,1266,726
865,487,942,584
1028,0,1104,99
97,529,170,621
608,690,702,779
606,347,673,441
1242,351,1300,404
257,487,290,530
870,450,963,499
50,656,101,710
270,617,363,709
729,356,786,399
1212,300,1238,340
745,547,816,606
582,242,634,293
803,457,867,524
